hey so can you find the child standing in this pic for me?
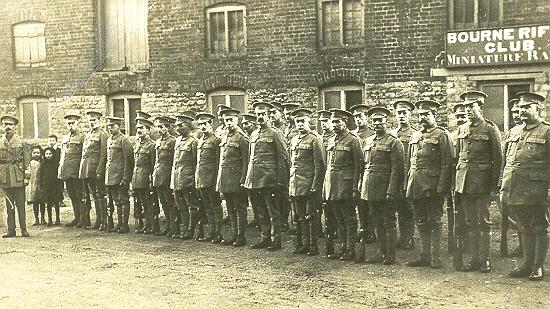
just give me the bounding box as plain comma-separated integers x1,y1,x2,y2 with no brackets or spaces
41,147,63,225
27,145,44,225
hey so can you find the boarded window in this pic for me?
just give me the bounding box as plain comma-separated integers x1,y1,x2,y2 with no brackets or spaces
451,0,502,29
13,22,46,68
103,0,148,70
207,5,246,55
320,0,364,47
19,97,49,139
109,95,141,135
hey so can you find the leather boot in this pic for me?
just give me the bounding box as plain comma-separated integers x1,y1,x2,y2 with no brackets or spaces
119,205,130,234
152,218,161,236
182,209,198,240
178,209,190,239
92,198,102,230
510,233,535,278
355,229,366,263
268,239,282,251
196,223,206,241
233,233,246,247
325,238,335,258
383,227,397,265
407,226,431,267
430,225,442,269
479,231,492,273
134,219,143,233
251,237,271,249
462,230,480,272
529,233,549,281
307,220,319,256
341,225,356,261
367,226,386,264
223,212,238,245
99,199,108,231
142,213,153,234
113,206,123,233
510,232,524,257
292,218,304,254
106,213,114,233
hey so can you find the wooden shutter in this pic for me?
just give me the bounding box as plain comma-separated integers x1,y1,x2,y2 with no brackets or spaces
104,0,126,69
125,0,148,65
20,102,35,138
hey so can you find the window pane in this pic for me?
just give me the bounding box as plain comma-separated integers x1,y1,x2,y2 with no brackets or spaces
229,95,245,112
489,0,500,22
464,0,474,24
507,83,530,128
112,99,125,118
127,98,141,135
454,0,465,26
36,101,49,138
228,10,244,53
210,95,227,114
209,12,226,53
343,0,362,45
481,85,505,131
21,103,35,139
322,1,340,47
478,0,489,24
324,91,341,110
344,90,362,111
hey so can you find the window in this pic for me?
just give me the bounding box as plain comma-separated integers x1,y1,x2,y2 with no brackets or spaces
480,81,532,131
102,0,148,70
449,0,502,29
18,97,49,139
13,22,46,68
206,4,246,55
319,0,364,48
208,89,246,114
321,85,363,111
108,94,141,135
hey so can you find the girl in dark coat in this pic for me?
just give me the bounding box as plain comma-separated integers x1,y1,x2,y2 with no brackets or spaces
41,147,64,225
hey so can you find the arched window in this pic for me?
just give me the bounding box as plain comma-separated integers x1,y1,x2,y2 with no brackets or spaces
18,96,49,138
108,93,141,135
13,21,46,68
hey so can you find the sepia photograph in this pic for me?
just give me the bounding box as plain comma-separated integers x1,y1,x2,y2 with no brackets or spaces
0,0,549,308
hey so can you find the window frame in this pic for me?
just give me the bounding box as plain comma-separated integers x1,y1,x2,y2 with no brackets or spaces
206,4,247,57
207,89,247,114
448,0,503,30
107,93,142,136
18,96,49,139
12,21,47,69
320,84,364,110
318,0,365,49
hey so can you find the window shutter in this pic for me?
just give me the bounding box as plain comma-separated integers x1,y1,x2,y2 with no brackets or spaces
36,100,49,137
20,102,35,139
104,0,126,69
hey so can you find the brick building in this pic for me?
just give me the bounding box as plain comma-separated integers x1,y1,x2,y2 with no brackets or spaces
0,0,548,141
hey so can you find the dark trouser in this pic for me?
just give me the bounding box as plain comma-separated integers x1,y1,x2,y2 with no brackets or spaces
276,186,291,229
30,202,45,222
156,185,176,232
358,199,375,237
332,199,357,253
45,201,60,223
106,184,130,227
511,203,550,268
134,188,153,228
370,200,398,255
247,189,258,224
412,195,444,260
65,178,84,223
397,195,415,243
323,200,337,239
174,188,201,234
83,177,107,227
292,194,320,248
459,193,491,261
224,191,247,238
3,187,26,233
199,188,223,237
250,187,281,242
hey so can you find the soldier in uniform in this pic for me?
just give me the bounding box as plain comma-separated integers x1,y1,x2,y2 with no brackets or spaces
323,109,363,261
79,111,108,230
215,104,230,139
392,100,417,250
349,104,376,262
454,90,502,273
282,102,300,141
195,113,223,243
502,92,550,281
270,101,287,133
131,118,156,234
217,108,250,246
317,110,337,256
241,113,259,228
104,117,134,233
58,114,85,228
171,114,201,240
245,102,289,251
288,108,325,256
152,116,176,236
361,107,404,265
0,115,30,238
405,100,453,269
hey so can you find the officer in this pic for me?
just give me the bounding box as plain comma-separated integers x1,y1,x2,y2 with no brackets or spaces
282,102,301,141
245,101,289,251
216,108,250,246
405,100,453,269
152,116,177,236
323,109,363,261
0,115,30,238
455,90,502,273
171,114,201,240
195,112,223,243
241,113,259,228
361,106,404,265
392,99,417,250
79,110,108,230
349,104,376,262
131,117,156,234
502,92,550,281
58,114,85,228
105,117,134,233
288,108,325,256
317,109,337,256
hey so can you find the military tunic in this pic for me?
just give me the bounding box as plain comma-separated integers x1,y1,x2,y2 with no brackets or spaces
132,136,156,225
58,130,85,225
288,132,325,197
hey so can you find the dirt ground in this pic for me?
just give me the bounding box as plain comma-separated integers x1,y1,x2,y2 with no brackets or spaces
0,204,548,309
